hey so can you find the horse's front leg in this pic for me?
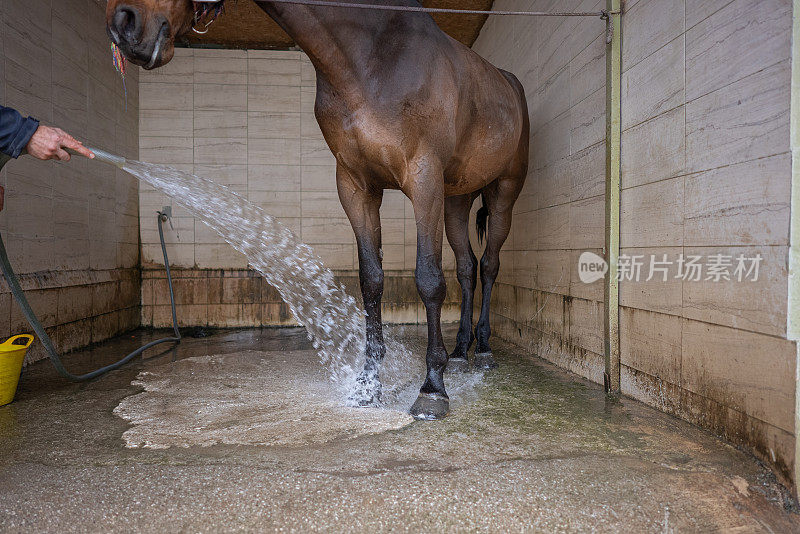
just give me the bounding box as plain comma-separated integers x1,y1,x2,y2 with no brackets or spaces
406,161,450,420
337,166,385,406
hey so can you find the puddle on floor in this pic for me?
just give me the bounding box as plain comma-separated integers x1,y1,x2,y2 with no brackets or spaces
114,350,417,449
114,326,487,450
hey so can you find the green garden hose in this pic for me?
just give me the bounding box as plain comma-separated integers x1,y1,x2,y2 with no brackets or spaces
0,149,181,381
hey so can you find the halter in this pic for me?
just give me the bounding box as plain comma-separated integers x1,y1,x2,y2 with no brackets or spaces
192,0,227,34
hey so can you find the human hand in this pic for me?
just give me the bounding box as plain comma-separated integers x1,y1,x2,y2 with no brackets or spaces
25,125,95,161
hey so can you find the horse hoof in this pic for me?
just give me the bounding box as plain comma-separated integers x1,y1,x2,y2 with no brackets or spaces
409,393,449,420
474,352,498,370
348,388,382,407
446,357,470,374
348,372,382,406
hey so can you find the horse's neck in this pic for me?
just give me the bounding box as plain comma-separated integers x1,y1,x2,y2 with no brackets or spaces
254,0,428,88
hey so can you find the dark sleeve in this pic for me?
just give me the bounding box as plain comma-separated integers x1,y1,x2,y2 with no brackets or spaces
0,105,40,158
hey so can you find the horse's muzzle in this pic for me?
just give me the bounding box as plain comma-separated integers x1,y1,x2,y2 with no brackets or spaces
107,5,169,70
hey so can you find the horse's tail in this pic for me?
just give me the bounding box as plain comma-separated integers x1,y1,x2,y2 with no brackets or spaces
476,194,488,244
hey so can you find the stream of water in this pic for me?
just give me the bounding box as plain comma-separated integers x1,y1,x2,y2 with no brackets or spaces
123,160,415,403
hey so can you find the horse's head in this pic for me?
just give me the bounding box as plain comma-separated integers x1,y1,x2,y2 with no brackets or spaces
106,0,206,69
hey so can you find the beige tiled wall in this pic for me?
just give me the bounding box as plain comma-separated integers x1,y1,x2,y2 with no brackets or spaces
473,0,796,486
139,48,457,326
0,0,141,363
472,0,609,383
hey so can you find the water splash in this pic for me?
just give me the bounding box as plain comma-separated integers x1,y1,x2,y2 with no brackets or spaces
123,160,412,402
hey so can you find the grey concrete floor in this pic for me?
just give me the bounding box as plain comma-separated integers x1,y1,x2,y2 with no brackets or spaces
0,325,798,532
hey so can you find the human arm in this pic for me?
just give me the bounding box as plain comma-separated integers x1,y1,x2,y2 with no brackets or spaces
0,105,39,158
0,105,94,161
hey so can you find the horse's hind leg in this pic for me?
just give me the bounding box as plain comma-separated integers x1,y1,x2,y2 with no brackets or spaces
475,177,523,370
337,166,385,405
444,193,478,373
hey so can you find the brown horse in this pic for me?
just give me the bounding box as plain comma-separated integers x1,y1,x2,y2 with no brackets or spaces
106,0,529,419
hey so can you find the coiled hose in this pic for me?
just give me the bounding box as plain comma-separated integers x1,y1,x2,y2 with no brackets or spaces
0,149,181,381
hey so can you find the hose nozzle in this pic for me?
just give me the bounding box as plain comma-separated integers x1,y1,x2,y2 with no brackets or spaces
68,147,126,168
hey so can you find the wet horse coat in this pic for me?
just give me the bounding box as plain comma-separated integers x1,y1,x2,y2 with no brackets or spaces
106,0,529,419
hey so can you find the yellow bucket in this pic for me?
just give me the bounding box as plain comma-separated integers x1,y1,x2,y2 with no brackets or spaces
0,334,34,406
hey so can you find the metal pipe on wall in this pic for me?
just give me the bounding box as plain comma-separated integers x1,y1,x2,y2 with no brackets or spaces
787,0,800,500
604,0,623,394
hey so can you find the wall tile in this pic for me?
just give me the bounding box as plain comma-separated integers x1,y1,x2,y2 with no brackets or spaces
248,112,301,139
537,159,570,209
250,191,302,218
140,48,194,83
621,37,684,130
683,154,790,247
570,87,605,154
193,137,247,166
621,177,684,248
140,109,193,138
471,0,797,486
249,138,301,166
685,0,732,30
569,141,605,202
682,245,787,337
531,67,569,133
140,82,193,111
302,191,347,219
568,297,604,356
193,54,247,85
195,164,248,187
302,138,336,166
302,218,354,244
685,61,790,174
301,165,337,192
195,244,248,269
248,84,301,113
622,106,685,189
248,56,301,86
195,111,247,138
537,204,570,251
620,307,682,384
681,319,795,432
249,165,301,191
569,195,604,251
140,136,193,164
568,248,604,302
194,83,247,111
622,0,685,70
569,34,605,108
685,0,791,101
532,113,570,169
314,244,355,270
619,247,684,316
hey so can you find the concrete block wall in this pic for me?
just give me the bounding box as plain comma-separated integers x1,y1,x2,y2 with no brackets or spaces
0,0,141,363
473,0,796,486
138,48,459,327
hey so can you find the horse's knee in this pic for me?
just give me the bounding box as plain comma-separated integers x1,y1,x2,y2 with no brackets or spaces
415,260,446,306
360,266,384,306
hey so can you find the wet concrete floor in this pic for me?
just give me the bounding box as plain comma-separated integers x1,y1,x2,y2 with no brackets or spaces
0,325,798,532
